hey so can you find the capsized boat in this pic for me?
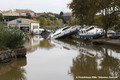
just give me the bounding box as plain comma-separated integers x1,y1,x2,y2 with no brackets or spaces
49,26,80,39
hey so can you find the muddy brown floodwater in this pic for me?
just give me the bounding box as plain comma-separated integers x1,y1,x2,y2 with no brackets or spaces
0,35,120,80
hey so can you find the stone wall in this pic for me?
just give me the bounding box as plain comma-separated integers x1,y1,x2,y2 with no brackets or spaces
0,48,26,63
13,48,26,57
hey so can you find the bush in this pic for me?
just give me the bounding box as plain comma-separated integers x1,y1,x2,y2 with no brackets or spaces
0,26,25,50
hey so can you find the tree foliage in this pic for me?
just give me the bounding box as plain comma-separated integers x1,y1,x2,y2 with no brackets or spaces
38,17,47,28
46,18,52,26
55,19,60,25
0,13,3,22
66,21,70,26
0,26,25,50
33,17,37,21
69,0,102,26
60,11,64,16
26,13,32,19
71,18,80,26
69,0,120,37
69,0,120,25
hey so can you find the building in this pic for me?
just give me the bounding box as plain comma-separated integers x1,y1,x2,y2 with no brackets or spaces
36,12,47,17
1,10,19,16
7,18,40,33
36,12,55,17
62,12,73,22
15,9,35,16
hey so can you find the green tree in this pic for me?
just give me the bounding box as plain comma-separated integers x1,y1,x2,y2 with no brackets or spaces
66,21,70,26
26,13,32,19
95,0,120,37
71,18,80,26
0,26,25,50
39,17,47,28
0,13,3,22
55,19,60,25
60,19,64,25
69,0,120,38
68,0,101,26
97,13,119,37
33,17,37,21
46,18,52,26
60,11,64,16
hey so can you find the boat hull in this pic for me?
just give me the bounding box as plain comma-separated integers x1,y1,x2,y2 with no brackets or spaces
78,34,103,39
50,26,80,39
55,30,79,39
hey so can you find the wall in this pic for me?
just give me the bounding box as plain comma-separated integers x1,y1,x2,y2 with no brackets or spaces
30,23,40,32
3,11,19,16
7,19,31,32
0,48,26,63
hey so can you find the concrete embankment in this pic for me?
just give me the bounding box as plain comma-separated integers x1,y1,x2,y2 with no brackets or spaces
92,39,120,46
0,48,26,63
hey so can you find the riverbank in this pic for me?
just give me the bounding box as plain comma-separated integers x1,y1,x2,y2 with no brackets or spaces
92,39,120,46
0,48,26,64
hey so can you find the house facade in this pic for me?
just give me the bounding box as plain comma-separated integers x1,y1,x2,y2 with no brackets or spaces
15,9,35,17
1,10,19,16
7,18,40,33
63,13,73,22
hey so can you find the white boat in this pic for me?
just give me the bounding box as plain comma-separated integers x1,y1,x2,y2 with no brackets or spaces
78,26,104,39
32,28,44,35
79,46,100,57
50,39,79,50
50,39,102,58
50,26,80,39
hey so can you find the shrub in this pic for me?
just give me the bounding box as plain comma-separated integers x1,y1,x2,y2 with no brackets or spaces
0,26,25,50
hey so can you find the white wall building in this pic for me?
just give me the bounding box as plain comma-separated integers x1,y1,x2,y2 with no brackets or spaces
2,10,19,16
15,9,35,17
7,18,40,33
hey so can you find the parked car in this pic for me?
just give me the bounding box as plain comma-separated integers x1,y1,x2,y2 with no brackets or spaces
107,30,120,39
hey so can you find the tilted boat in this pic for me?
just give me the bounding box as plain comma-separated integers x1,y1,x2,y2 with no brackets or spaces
78,26,104,39
49,26,80,39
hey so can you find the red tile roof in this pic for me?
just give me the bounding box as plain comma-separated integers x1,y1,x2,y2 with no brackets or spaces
17,18,39,23
63,13,72,16
8,18,39,23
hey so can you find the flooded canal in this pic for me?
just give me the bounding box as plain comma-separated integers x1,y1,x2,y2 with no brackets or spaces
0,35,120,80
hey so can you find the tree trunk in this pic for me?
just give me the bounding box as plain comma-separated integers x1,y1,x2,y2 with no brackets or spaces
105,28,108,38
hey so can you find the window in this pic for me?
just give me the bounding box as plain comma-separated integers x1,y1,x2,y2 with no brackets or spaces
62,27,70,31
86,27,94,32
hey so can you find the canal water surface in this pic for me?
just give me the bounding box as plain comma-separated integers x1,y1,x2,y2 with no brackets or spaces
0,35,120,80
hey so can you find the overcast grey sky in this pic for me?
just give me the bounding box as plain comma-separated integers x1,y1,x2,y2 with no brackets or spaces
0,0,72,13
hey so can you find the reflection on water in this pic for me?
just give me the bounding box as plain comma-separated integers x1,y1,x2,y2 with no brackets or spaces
0,57,27,80
50,39,120,80
69,40,120,80
39,39,54,49
1,35,120,80
24,35,44,53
